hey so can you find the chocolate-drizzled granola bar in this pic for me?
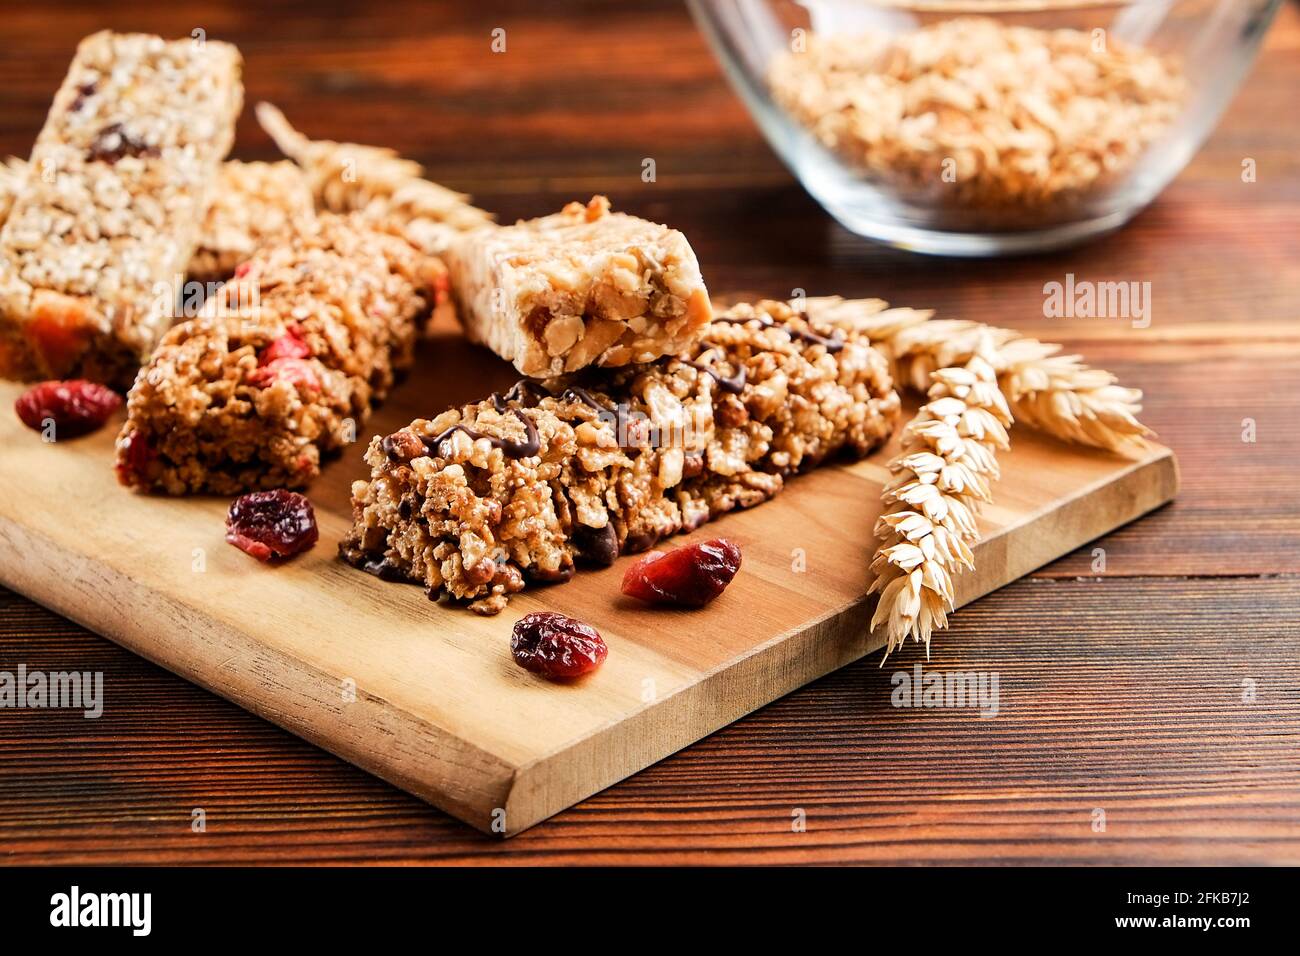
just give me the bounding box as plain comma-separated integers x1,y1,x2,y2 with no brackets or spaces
0,32,242,386
444,195,713,377
115,214,451,495
340,300,900,614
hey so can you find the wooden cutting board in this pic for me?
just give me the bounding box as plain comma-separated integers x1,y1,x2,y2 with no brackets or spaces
0,326,1178,836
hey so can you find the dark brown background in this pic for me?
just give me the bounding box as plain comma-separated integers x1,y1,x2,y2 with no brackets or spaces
1,0,1297,864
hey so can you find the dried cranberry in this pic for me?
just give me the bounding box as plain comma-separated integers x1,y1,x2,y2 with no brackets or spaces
225,490,319,562
621,538,742,608
248,357,320,391
14,379,121,438
115,429,155,486
510,611,607,680
86,122,158,164
69,81,97,112
259,327,311,364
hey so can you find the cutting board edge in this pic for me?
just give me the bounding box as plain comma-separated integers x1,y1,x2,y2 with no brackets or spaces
499,598,887,835
497,445,1179,834
0,514,520,832
0,440,1180,839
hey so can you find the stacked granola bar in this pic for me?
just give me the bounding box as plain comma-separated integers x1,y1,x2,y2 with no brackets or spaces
341,300,900,613
445,195,713,376
188,161,317,282
0,157,316,284
0,32,243,386
115,214,451,495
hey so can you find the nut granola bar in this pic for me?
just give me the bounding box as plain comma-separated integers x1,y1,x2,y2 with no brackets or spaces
340,299,900,614
115,214,451,495
444,195,714,377
0,32,243,387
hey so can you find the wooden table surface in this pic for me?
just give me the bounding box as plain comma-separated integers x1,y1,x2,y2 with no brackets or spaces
1,0,1297,865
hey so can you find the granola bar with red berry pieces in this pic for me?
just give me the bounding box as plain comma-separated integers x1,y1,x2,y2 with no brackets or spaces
340,299,900,614
0,32,243,387
187,160,317,282
443,195,714,377
115,213,452,495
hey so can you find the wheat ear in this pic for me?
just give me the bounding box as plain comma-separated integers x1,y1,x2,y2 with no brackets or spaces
867,342,1012,655
804,299,1152,453
254,102,493,251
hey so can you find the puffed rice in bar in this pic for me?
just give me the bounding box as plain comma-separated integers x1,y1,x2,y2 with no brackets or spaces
115,213,452,495
0,31,243,386
188,160,317,282
0,157,316,283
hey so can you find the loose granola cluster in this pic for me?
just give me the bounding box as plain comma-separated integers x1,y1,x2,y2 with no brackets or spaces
769,17,1186,227
0,32,243,386
340,300,900,613
115,214,450,495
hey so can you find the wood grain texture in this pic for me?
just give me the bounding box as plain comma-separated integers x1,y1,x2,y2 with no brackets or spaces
0,363,1177,835
0,0,1296,862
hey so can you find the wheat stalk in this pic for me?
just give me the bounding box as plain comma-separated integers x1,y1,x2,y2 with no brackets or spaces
805,297,1152,453
801,295,1152,656
255,102,492,252
867,342,1011,655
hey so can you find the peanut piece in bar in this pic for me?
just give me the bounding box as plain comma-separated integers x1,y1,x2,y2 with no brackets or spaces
340,300,900,614
115,214,451,495
444,195,714,377
0,32,243,386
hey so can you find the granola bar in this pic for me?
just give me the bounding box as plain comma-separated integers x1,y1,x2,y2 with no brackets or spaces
340,299,900,614
0,158,316,283
0,32,243,386
255,102,493,255
188,161,316,282
115,214,451,495
444,195,714,377
0,158,25,226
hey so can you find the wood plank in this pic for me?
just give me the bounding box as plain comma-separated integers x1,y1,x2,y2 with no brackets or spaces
0,335,1176,835
0,0,1293,864
3,575,1294,864
1031,340,1300,577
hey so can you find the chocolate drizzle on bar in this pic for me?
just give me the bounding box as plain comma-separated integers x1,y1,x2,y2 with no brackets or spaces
488,379,649,456
710,310,844,354
422,408,541,460
681,357,746,395
490,379,549,412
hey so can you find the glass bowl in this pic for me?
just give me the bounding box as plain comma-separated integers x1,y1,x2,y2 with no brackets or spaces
688,0,1282,256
